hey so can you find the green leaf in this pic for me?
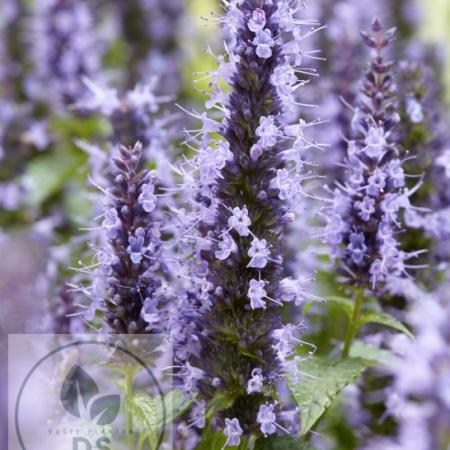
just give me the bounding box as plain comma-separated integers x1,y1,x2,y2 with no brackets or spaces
154,389,194,427
325,296,353,317
206,391,236,421
196,432,228,450
131,392,158,448
197,431,251,450
357,311,413,338
254,436,317,450
132,390,193,449
23,150,85,205
50,115,110,140
349,341,398,366
201,392,237,444
289,356,371,434
302,301,315,315
63,179,92,220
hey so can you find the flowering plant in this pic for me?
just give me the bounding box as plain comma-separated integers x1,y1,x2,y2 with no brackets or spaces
1,0,450,449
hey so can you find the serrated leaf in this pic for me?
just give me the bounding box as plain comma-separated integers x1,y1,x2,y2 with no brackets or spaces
61,365,99,418
131,392,158,448
325,296,353,317
255,436,317,450
349,341,397,366
289,357,370,434
357,311,413,338
90,395,121,425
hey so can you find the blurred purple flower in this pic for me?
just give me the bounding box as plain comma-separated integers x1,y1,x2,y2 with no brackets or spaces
76,78,176,186
363,280,450,450
28,0,103,108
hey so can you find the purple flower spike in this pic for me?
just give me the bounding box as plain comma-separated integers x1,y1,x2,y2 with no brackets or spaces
324,19,421,291
173,0,322,437
88,143,169,334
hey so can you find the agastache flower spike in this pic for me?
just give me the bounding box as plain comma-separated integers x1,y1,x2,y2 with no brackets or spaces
306,0,389,185
90,143,168,334
176,0,321,439
324,19,421,290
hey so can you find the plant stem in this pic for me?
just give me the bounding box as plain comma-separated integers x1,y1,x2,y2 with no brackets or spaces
125,369,135,449
238,437,250,450
137,435,146,450
341,288,365,358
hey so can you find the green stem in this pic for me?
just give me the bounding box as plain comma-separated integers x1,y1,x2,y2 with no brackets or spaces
238,437,250,450
341,288,365,358
125,369,135,449
137,435,146,450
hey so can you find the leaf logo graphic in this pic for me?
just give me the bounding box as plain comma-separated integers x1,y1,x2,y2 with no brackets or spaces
60,365,121,425
60,365,99,418
90,394,121,425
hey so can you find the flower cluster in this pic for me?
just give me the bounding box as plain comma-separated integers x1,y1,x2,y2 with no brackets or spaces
174,0,321,443
71,61,180,339
85,143,170,334
395,60,450,268
28,0,102,108
324,19,420,290
362,281,450,450
77,79,175,181
308,0,388,184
